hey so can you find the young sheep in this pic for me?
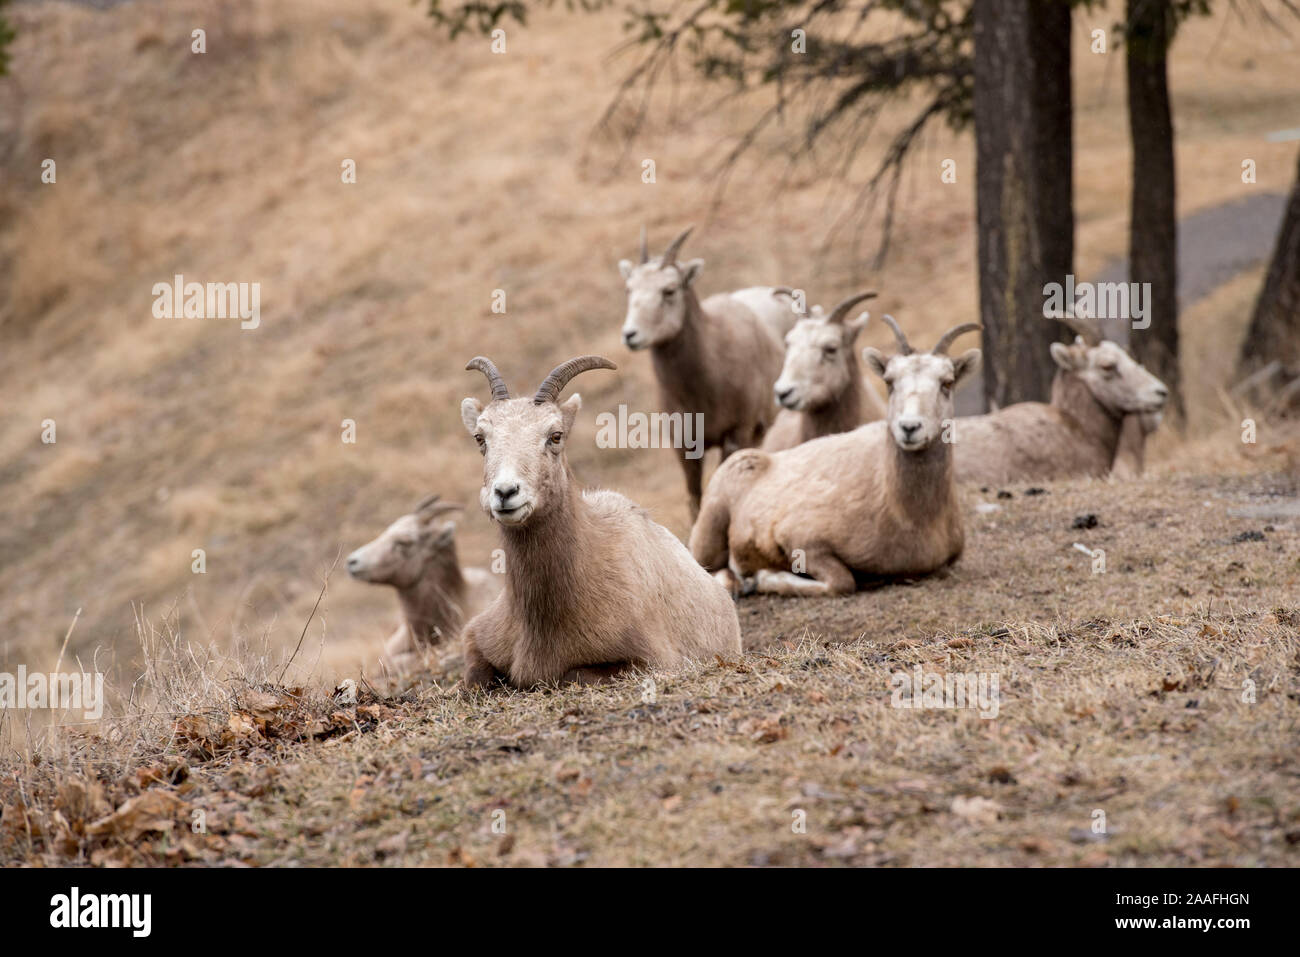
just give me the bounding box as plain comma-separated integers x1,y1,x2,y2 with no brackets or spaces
762,289,886,452
691,318,981,597
952,315,1168,485
458,355,742,689
346,495,501,674
619,226,796,516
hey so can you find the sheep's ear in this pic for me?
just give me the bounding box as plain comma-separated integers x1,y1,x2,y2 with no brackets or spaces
461,397,484,435
559,392,582,432
952,348,982,383
1049,342,1079,371
844,311,871,344
863,347,888,379
681,258,704,286
618,259,634,279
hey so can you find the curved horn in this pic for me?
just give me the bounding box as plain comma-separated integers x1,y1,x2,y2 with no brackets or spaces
879,314,913,355
534,355,618,404
639,225,649,264
466,356,511,402
412,492,440,513
1055,312,1103,346
771,287,808,317
414,494,463,519
931,322,982,356
661,225,694,264
826,290,878,325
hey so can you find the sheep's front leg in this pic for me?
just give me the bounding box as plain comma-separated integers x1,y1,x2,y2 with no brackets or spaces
754,551,855,597
678,450,704,519
461,632,506,691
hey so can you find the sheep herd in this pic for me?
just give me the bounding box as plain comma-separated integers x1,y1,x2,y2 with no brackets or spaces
346,227,1171,688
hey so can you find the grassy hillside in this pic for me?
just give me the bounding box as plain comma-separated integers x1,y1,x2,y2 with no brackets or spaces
0,0,1296,688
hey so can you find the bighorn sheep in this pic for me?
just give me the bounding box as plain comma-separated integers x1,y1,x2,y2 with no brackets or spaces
762,288,886,452
619,226,797,516
952,315,1168,485
346,495,501,674
691,318,981,597
459,355,742,689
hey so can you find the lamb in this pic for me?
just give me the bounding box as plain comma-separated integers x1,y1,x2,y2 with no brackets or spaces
762,288,886,452
690,317,981,597
458,354,742,689
952,315,1168,485
346,495,502,674
619,226,797,516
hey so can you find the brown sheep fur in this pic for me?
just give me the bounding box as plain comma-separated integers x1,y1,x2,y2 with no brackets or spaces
346,495,501,674
691,318,981,597
952,332,1168,486
762,289,885,452
459,355,742,689
619,227,795,516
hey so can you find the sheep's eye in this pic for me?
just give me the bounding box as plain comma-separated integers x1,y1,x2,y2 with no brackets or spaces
395,539,415,551
663,288,677,299
1099,363,1118,377
822,346,838,358
474,433,486,454
548,431,563,446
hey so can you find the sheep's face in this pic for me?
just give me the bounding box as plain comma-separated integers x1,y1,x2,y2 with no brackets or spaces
617,258,703,349
461,395,581,527
774,311,869,412
346,512,455,589
864,348,981,452
1050,338,1168,415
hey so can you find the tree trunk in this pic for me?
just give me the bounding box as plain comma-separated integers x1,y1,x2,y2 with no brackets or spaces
1238,149,1300,378
1126,0,1181,421
973,0,1074,410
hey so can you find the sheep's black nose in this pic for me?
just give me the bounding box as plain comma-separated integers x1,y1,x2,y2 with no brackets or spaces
622,330,637,346
1153,385,1168,399
494,483,519,502
775,387,793,403
899,421,921,438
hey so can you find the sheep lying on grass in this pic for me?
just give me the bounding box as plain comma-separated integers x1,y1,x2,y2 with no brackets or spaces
346,495,501,674
619,226,797,516
459,355,742,689
952,315,1168,485
691,317,980,597
762,288,885,452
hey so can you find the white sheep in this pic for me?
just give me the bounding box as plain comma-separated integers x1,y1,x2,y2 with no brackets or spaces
952,314,1168,484
762,288,885,452
346,495,501,674
690,317,981,596
618,226,797,516
459,355,742,689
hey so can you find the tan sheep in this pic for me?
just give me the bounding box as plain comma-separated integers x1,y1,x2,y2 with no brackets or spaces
619,226,796,516
346,495,501,674
952,315,1168,485
458,355,742,689
762,288,885,452
691,317,981,597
